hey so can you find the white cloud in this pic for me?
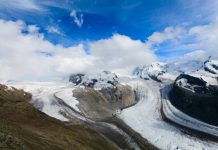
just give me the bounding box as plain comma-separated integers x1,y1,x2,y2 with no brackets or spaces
144,20,218,60
0,0,42,10
27,25,40,34
0,19,156,81
0,20,91,81
168,50,208,64
2,18,218,81
70,10,84,27
144,0,218,60
89,34,157,74
46,26,61,35
145,27,182,50
189,21,218,57
1,17,218,82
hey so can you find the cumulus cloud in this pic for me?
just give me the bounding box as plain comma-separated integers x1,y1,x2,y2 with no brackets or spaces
89,34,157,74
0,20,92,81
145,27,182,50
70,10,84,27
145,0,218,60
0,19,156,81
145,20,218,60
189,21,218,57
168,50,208,64
1,17,218,81
46,26,61,35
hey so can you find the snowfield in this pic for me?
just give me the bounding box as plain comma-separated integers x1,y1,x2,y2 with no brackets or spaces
6,81,86,122
6,81,140,149
5,79,218,150
55,88,80,112
118,79,218,150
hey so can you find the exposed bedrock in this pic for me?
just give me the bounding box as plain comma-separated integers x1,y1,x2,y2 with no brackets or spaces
169,74,218,126
69,71,118,88
73,84,137,120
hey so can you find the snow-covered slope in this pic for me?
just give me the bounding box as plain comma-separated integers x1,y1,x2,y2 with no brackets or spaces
167,60,218,127
134,58,218,84
69,71,118,89
5,81,85,122
175,74,217,93
118,79,218,150
174,59,218,93
3,59,218,150
55,88,80,112
133,62,176,82
204,60,218,74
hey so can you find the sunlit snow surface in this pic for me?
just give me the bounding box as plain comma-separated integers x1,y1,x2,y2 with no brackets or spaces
6,81,80,122
118,78,218,150
55,88,80,112
5,79,218,150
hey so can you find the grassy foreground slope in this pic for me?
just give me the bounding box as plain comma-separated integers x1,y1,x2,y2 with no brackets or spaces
0,84,118,150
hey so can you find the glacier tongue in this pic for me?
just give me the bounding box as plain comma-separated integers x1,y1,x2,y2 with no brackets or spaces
118,79,218,150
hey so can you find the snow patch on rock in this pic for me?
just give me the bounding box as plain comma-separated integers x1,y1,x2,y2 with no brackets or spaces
69,71,118,89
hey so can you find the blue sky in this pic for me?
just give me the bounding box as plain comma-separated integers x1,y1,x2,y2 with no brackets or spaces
0,0,212,47
0,0,217,80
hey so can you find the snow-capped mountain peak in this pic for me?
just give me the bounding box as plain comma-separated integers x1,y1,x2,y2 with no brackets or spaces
69,71,118,89
133,62,175,82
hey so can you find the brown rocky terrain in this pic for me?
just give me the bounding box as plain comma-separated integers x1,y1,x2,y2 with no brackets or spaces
73,84,137,120
0,84,118,150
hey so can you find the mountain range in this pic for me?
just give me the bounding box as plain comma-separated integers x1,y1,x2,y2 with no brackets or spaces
1,57,218,150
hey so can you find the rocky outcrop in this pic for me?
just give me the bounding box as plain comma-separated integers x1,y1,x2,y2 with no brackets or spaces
69,73,85,85
0,84,118,150
204,60,218,74
73,84,137,120
100,85,136,107
169,74,218,126
175,74,214,94
69,71,118,89
133,62,176,82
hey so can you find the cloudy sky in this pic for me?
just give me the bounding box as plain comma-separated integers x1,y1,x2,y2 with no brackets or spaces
0,0,218,80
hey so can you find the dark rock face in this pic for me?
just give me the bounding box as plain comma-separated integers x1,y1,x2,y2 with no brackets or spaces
73,84,137,120
176,74,218,94
204,59,218,74
204,66,216,74
100,87,120,103
176,74,207,93
69,74,99,88
69,74,85,85
69,71,118,89
133,63,168,82
169,74,218,126
148,74,162,82
82,79,98,88
213,64,218,70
